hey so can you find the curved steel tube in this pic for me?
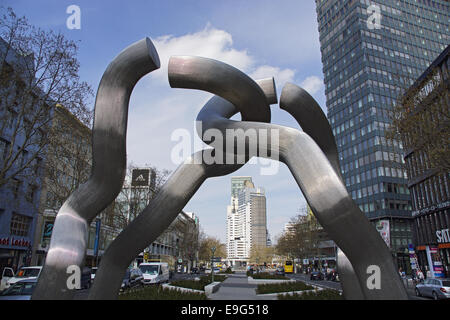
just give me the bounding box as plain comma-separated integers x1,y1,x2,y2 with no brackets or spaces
33,38,161,300
88,57,275,299
279,83,365,299
193,92,408,299
169,56,271,123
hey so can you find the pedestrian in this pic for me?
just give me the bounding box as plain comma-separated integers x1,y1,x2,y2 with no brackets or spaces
417,269,424,283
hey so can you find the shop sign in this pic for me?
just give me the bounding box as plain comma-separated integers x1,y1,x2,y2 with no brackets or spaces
131,169,150,187
42,219,54,242
412,200,450,217
0,237,31,248
436,228,450,244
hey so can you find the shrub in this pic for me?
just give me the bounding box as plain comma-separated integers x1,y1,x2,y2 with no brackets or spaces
119,285,207,300
251,272,289,280
277,289,343,300
224,267,234,274
170,275,226,291
256,281,313,294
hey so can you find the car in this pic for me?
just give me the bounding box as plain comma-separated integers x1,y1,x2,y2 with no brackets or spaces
0,279,37,300
275,266,285,276
121,268,144,290
91,267,98,282
415,278,450,300
79,267,92,289
139,262,170,284
205,268,212,274
310,271,324,281
190,267,199,274
212,267,220,273
0,266,42,291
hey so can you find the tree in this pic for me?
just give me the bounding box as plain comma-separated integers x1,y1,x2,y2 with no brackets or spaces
0,7,93,188
275,206,322,263
249,245,274,265
386,68,449,173
113,163,170,229
43,105,92,212
198,233,226,264
173,213,200,271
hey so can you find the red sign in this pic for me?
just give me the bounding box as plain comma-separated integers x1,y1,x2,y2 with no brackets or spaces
0,237,31,248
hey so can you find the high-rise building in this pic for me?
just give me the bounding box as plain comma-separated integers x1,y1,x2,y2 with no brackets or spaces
315,0,449,270
226,177,268,266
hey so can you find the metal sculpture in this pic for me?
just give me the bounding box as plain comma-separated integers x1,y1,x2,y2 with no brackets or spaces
33,38,161,300
33,38,409,300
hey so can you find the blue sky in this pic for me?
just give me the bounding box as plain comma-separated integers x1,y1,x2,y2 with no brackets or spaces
4,0,327,243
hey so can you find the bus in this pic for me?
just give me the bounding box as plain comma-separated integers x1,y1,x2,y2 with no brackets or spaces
285,261,294,273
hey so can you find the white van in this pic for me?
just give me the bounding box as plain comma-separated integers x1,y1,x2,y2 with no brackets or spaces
139,262,169,285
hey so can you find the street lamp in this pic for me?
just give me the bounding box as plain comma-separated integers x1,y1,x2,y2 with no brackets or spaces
211,246,216,283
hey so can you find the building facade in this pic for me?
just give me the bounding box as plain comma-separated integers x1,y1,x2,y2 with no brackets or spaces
31,105,122,267
226,177,268,266
0,38,49,272
315,0,449,271
400,46,449,277
115,168,199,271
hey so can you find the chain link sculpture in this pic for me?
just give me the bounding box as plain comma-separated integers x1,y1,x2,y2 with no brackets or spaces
33,38,408,300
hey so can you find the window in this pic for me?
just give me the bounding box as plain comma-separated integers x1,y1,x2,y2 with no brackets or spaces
11,179,21,198
10,213,32,237
26,185,37,203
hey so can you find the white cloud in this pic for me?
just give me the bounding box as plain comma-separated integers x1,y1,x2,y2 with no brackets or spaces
150,24,254,83
300,76,323,95
250,65,295,92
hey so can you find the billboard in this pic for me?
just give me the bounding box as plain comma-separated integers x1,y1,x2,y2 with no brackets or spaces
131,169,151,187
375,220,390,248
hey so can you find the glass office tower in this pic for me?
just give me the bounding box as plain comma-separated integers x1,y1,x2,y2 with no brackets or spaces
315,0,449,270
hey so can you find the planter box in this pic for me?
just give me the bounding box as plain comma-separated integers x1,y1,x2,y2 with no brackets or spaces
163,281,222,296
161,283,204,294
204,281,221,296
257,287,324,298
248,276,296,285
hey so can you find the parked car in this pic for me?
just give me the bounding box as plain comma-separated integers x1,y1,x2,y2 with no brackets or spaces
121,268,144,290
415,278,450,300
190,267,199,274
205,268,212,274
212,267,220,273
275,266,285,276
79,267,92,289
310,271,324,280
0,266,42,291
0,279,37,300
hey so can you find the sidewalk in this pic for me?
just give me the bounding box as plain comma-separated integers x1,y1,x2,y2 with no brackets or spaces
209,272,276,300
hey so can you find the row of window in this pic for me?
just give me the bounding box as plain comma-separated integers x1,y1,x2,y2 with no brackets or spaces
0,211,34,238
358,198,411,214
7,179,38,203
350,176,411,199
411,174,450,211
